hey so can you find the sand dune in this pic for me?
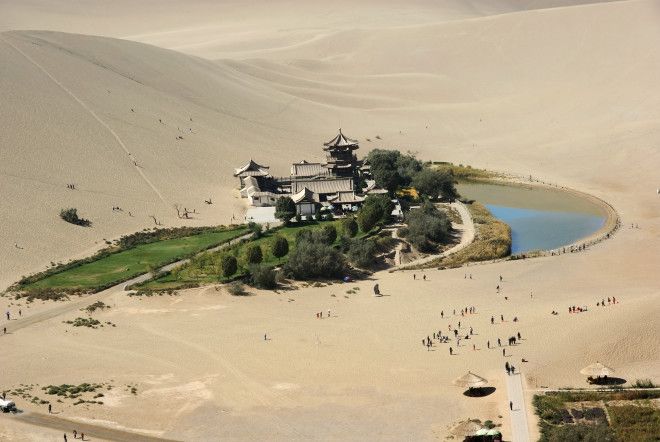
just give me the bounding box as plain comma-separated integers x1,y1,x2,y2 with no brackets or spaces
0,0,659,440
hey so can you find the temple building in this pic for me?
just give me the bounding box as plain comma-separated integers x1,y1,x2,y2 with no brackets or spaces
235,130,380,216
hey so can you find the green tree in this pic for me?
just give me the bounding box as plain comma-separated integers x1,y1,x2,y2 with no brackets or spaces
245,244,263,264
367,149,422,193
220,254,238,277
285,239,346,279
342,217,358,237
275,197,296,225
357,204,381,233
272,236,289,259
412,168,457,200
318,225,337,245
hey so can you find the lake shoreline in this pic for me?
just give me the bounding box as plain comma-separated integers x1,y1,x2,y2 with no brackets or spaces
457,176,620,258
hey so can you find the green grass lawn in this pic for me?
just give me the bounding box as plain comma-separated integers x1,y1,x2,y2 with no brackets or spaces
139,220,347,291
23,227,249,292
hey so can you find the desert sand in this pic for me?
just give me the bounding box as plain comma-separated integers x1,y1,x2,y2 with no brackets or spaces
1,0,659,440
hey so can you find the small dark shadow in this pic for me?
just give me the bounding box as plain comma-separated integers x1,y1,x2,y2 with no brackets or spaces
463,387,496,397
589,377,626,386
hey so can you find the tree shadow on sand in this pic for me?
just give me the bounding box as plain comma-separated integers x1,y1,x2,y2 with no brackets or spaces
463,387,496,397
589,377,626,386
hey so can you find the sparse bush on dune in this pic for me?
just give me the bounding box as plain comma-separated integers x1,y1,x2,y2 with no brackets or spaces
249,264,277,289
227,282,249,296
59,208,91,227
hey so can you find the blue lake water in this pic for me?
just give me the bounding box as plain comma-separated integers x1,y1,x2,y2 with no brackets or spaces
457,183,607,254
485,205,605,254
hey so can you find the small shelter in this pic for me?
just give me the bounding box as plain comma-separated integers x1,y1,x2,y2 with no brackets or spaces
580,362,615,383
453,371,489,390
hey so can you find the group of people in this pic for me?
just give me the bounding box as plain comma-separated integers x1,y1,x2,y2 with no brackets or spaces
596,296,617,306
315,310,331,319
62,430,85,441
66,183,76,190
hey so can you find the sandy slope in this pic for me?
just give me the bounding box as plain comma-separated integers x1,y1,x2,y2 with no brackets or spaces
0,0,659,440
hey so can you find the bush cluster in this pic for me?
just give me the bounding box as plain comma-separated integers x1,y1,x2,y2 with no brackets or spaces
285,234,346,279
404,201,451,252
59,208,91,227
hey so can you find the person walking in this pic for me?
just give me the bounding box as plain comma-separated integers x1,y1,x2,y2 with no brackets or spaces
48,404,52,413
64,434,68,442
449,347,453,355
503,348,506,356
5,311,9,321
81,433,85,441
509,401,513,410
73,430,77,439
264,333,267,341
487,340,490,349
18,309,21,317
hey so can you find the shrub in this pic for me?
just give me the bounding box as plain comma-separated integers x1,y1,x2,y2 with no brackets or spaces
357,204,381,233
271,236,289,259
285,239,346,279
249,264,277,289
347,239,378,268
247,222,263,239
404,201,451,251
342,217,358,237
59,208,91,227
275,197,296,225
220,255,238,277
245,244,263,264
83,301,109,314
227,282,248,296
318,225,337,245
375,235,397,253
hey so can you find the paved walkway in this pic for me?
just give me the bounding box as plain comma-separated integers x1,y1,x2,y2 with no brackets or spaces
393,200,475,270
505,372,531,442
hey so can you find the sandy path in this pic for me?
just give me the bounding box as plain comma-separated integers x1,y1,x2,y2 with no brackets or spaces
0,34,168,206
395,200,475,270
505,372,531,441
13,412,180,442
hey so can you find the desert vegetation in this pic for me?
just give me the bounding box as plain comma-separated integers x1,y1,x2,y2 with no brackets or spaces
7,225,248,298
59,208,91,227
534,389,660,442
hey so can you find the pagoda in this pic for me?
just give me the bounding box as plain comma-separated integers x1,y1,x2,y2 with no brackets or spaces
322,129,360,177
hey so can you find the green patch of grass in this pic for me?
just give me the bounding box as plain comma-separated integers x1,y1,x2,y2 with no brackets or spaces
608,405,660,441
139,220,345,291
429,162,500,182
534,390,660,442
12,226,248,297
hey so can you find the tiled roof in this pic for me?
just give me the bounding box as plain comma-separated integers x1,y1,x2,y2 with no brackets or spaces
291,178,353,195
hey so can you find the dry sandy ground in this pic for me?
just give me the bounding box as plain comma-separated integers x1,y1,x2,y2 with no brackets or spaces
1,0,659,440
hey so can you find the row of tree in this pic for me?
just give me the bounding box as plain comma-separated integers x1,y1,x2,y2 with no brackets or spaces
366,149,458,200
